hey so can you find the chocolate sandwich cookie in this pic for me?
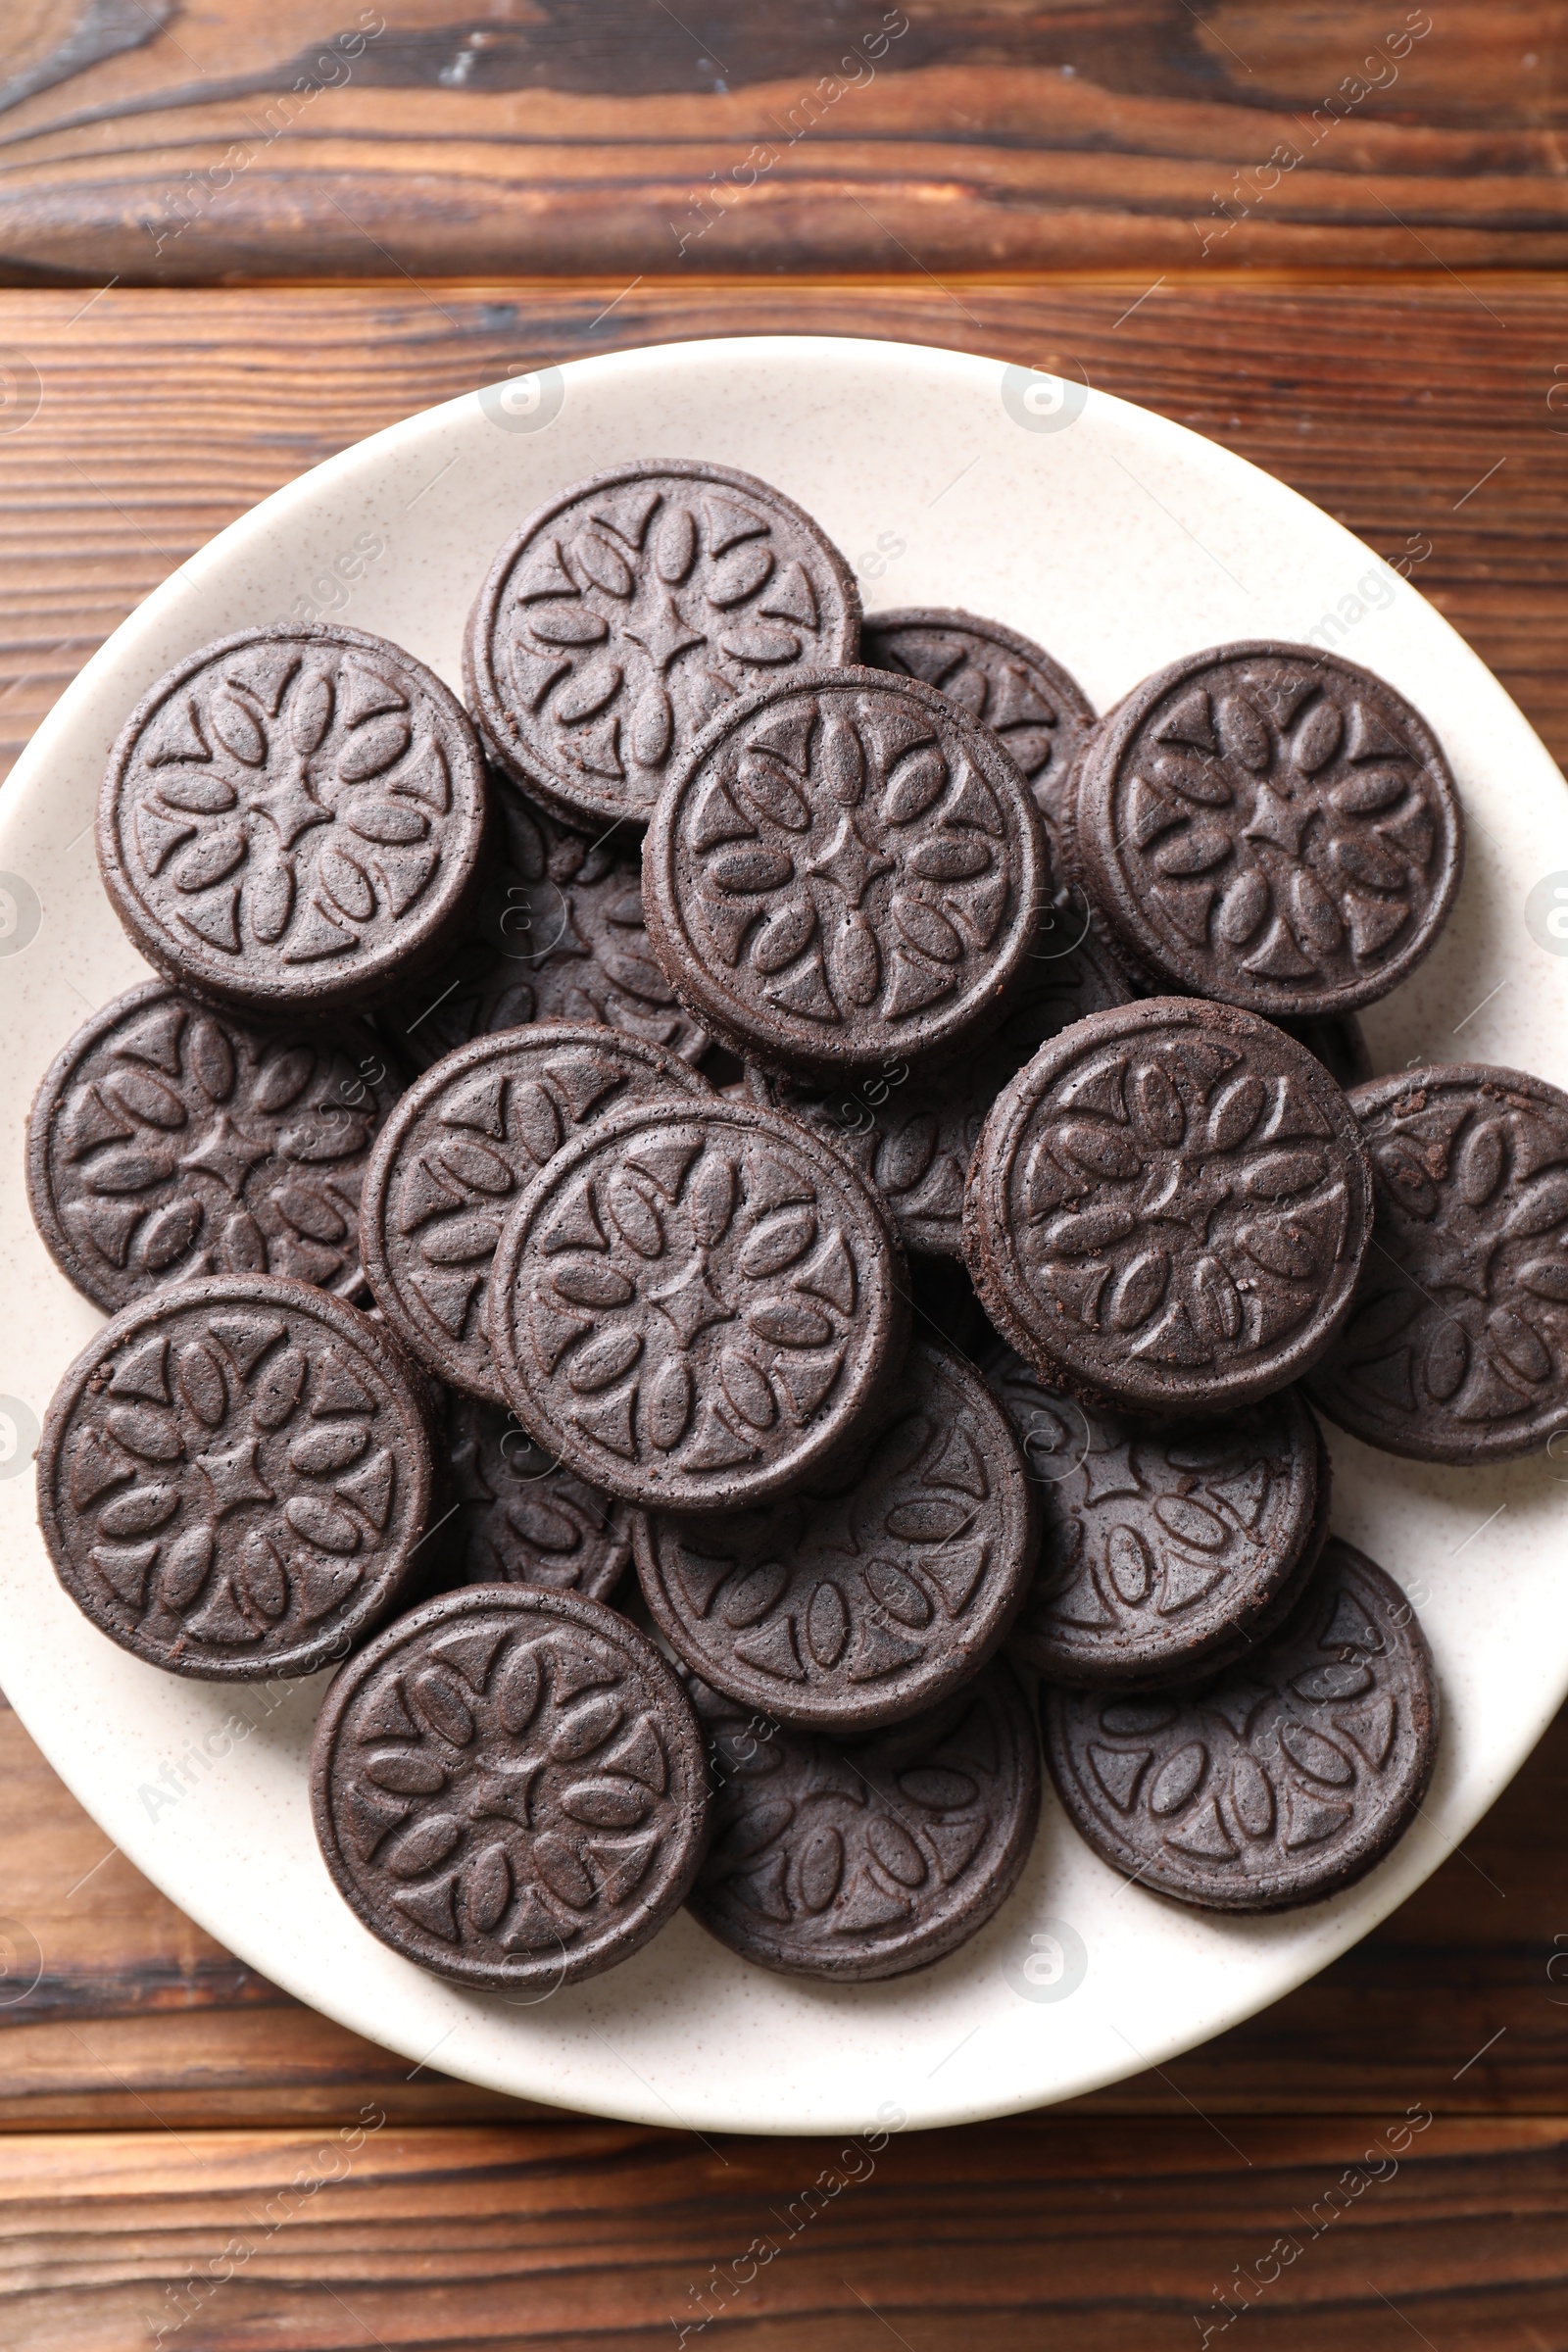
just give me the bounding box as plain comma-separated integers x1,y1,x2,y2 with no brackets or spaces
642,668,1050,1083
1066,642,1463,1016
98,627,488,1019
37,1275,435,1679
634,1338,1036,1730
1279,1011,1372,1094
487,1097,908,1511
440,1390,633,1600
1305,1063,1568,1461
1043,1539,1437,1912
964,997,1373,1416
686,1664,1039,1980
312,1587,710,1988
465,461,860,835
375,779,710,1073
27,981,400,1311
747,925,1132,1257
360,1023,709,1403
983,1345,1329,1686
861,606,1096,867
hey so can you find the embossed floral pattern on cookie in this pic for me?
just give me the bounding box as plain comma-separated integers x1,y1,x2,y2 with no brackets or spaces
37,1277,434,1677
439,1392,632,1601
376,780,710,1072
984,1345,1327,1685
687,1665,1040,1979
312,1589,710,1986
750,924,1131,1257
1044,1540,1437,1910
98,627,487,1014
643,670,1048,1080
861,605,1096,865
1069,642,1462,1015
361,1023,709,1404
488,1100,907,1510
28,982,399,1310
635,1338,1036,1728
466,461,859,832
964,998,1373,1414
1306,1063,1568,1461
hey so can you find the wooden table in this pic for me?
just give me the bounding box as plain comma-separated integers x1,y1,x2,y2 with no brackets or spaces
4,9,1568,2345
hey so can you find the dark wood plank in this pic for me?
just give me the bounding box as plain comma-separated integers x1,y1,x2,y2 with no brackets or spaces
0,1695,536,2128
2,2117,1565,2349
3,274,1568,793
0,1677,1563,2129
1,4,1567,281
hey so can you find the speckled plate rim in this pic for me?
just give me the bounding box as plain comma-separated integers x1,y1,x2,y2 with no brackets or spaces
1,333,1564,2137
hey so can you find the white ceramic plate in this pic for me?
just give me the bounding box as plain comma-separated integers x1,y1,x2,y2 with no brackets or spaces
3,335,1565,2138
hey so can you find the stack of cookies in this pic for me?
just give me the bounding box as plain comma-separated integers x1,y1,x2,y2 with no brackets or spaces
27,456,1558,1997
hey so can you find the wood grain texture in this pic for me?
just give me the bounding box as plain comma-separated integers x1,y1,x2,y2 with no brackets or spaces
0,1674,1563,2131
3,274,1568,796
0,4,1566,281
3,2117,1566,2350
